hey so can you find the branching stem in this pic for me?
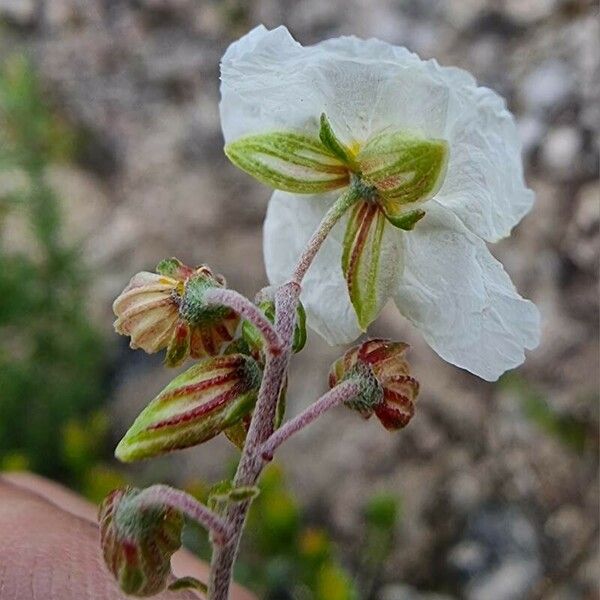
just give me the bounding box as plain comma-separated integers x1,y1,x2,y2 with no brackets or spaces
207,189,357,599
204,287,282,355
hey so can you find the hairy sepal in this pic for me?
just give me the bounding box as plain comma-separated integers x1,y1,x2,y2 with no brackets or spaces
99,487,183,597
329,339,419,430
115,354,262,462
225,132,349,193
342,201,400,330
358,133,448,227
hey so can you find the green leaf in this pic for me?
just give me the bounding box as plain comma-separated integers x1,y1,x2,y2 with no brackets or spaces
292,301,307,353
114,354,262,462
207,479,234,512
225,132,349,193
357,133,448,227
342,201,399,330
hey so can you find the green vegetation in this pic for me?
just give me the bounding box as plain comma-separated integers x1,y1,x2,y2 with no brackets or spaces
0,57,401,594
501,374,592,454
0,56,118,495
185,463,402,599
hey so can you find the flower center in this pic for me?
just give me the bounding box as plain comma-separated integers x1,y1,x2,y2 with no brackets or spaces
349,172,379,204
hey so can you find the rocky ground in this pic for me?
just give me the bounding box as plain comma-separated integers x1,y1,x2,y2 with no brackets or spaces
1,1,598,598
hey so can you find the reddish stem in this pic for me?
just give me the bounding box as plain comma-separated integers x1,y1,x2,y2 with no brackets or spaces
259,379,360,460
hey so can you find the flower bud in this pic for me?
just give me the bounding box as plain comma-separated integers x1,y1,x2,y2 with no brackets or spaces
115,354,262,462
113,258,239,366
329,339,419,430
99,487,183,597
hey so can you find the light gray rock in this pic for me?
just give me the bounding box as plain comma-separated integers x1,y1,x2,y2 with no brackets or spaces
466,558,541,600
379,583,456,600
0,0,35,26
522,61,576,114
449,506,542,600
541,126,583,176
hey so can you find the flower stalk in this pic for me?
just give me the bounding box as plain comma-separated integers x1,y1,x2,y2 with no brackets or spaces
131,485,232,545
208,281,301,599
203,286,283,355
259,378,362,461
292,187,361,283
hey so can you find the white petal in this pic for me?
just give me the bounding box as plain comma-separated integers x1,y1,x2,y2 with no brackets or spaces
221,27,534,242
434,83,534,242
263,190,362,345
220,26,452,145
394,204,540,381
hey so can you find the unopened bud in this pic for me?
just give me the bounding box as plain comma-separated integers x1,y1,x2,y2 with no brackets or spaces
113,258,238,367
99,487,183,597
329,339,419,430
115,354,262,462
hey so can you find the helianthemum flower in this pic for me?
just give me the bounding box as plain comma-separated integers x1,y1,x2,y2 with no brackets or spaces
220,25,540,381
113,258,239,367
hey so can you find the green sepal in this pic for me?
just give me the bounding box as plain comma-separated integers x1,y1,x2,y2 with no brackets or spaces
342,201,389,331
357,133,448,215
319,113,358,169
168,577,208,593
385,208,426,231
155,257,194,280
225,132,349,194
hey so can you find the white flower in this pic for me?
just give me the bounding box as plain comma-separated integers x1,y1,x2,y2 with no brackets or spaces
219,25,540,381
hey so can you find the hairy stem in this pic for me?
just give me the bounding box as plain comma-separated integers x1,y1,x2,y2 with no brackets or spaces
292,187,360,283
207,188,358,598
259,379,361,461
135,485,231,544
204,287,282,355
208,282,300,599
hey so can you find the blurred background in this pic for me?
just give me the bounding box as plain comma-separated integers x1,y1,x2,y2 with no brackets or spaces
0,1,598,599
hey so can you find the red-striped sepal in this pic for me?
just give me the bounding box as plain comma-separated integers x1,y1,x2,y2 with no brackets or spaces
341,201,400,331
329,339,419,430
115,354,262,462
99,487,183,597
